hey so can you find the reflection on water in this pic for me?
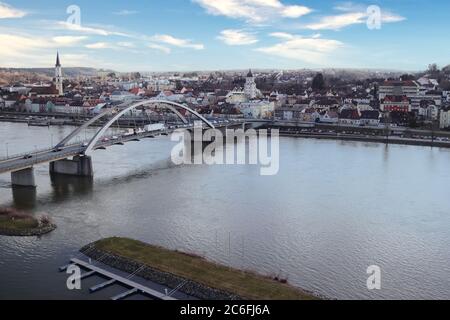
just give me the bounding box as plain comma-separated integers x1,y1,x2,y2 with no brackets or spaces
49,173,94,203
12,187,37,210
0,122,450,300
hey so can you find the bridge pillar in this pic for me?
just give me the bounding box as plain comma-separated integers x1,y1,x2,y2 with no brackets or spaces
11,167,36,188
49,155,93,177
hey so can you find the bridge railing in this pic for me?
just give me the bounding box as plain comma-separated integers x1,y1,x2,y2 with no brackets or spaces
0,146,55,162
0,139,91,162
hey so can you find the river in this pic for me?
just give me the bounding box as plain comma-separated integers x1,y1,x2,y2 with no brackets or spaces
0,122,449,300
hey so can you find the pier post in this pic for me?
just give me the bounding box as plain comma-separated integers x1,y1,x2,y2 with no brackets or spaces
49,155,93,177
11,167,36,188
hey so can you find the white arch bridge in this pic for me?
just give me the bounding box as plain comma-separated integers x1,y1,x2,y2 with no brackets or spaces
0,100,248,187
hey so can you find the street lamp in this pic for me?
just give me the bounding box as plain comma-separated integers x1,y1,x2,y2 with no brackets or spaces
5,143,8,159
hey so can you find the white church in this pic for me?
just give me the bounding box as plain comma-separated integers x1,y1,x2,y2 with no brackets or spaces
226,70,274,119
54,52,64,96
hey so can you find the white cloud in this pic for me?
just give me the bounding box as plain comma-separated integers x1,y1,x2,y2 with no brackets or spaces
193,0,312,23
85,42,111,49
304,4,405,30
0,33,96,67
305,12,367,30
381,12,406,23
113,10,138,16
269,32,295,40
217,29,258,45
256,33,343,64
53,36,87,46
54,21,130,37
147,43,171,54
151,34,204,50
0,2,26,19
117,42,135,48
85,41,137,51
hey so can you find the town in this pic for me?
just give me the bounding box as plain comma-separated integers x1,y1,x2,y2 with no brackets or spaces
1,54,450,138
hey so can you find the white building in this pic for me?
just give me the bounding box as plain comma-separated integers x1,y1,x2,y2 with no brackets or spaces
379,80,419,100
226,69,262,104
110,91,136,102
244,70,261,100
236,100,274,119
440,107,450,129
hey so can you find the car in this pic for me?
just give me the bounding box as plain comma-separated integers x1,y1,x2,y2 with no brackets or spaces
53,148,63,152
23,155,32,159
102,138,109,142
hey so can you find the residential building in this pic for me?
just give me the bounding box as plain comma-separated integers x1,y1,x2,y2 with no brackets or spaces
339,109,361,125
379,80,419,100
360,110,381,126
380,95,411,113
439,106,450,129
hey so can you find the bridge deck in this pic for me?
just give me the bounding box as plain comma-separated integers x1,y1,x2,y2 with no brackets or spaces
0,122,244,175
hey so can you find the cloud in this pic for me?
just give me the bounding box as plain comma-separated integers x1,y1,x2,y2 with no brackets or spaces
85,41,138,51
53,36,88,46
151,34,204,50
0,33,95,67
217,29,258,45
54,21,130,37
305,12,367,30
256,33,343,64
0,2,26,19
193,0,312,23
85,42,112,49
147,43,171,54
304,3,405,30
113,10,138,16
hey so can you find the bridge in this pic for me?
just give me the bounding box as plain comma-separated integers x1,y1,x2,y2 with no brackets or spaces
0,99,248,188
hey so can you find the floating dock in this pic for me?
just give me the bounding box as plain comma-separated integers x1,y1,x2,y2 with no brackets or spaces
60,258,177,300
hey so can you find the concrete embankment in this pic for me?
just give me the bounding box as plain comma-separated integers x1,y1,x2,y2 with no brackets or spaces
280,133,450,149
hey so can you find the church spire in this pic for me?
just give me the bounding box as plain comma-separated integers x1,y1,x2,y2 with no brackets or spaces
56,51,61,67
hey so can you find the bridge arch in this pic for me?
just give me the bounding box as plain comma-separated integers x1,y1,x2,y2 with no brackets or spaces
56,100,215,156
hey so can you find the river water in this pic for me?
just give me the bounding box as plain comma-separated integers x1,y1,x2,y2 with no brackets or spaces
0,122,449,300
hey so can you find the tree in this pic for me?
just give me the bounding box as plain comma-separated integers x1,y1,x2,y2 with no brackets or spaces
400,74,415,81
312,73,325,91
440,80,450,91
428,63,439,75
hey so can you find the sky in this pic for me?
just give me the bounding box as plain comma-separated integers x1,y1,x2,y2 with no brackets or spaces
0,0,449,72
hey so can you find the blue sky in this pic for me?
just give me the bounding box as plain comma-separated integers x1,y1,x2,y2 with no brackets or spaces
0,0,448,72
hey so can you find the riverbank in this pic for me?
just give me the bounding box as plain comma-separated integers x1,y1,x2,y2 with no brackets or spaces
81,237,320,300
0,208,56,236
279,132,450,148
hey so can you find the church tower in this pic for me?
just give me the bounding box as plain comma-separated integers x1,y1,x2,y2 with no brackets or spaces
244,69,258,100
54,52,63,96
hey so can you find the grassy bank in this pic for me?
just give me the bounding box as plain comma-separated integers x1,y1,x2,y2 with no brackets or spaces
0,208,56,236
92,237,318,300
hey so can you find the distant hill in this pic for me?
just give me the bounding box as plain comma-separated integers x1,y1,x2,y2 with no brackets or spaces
0,67,112,77
0,67,115,85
